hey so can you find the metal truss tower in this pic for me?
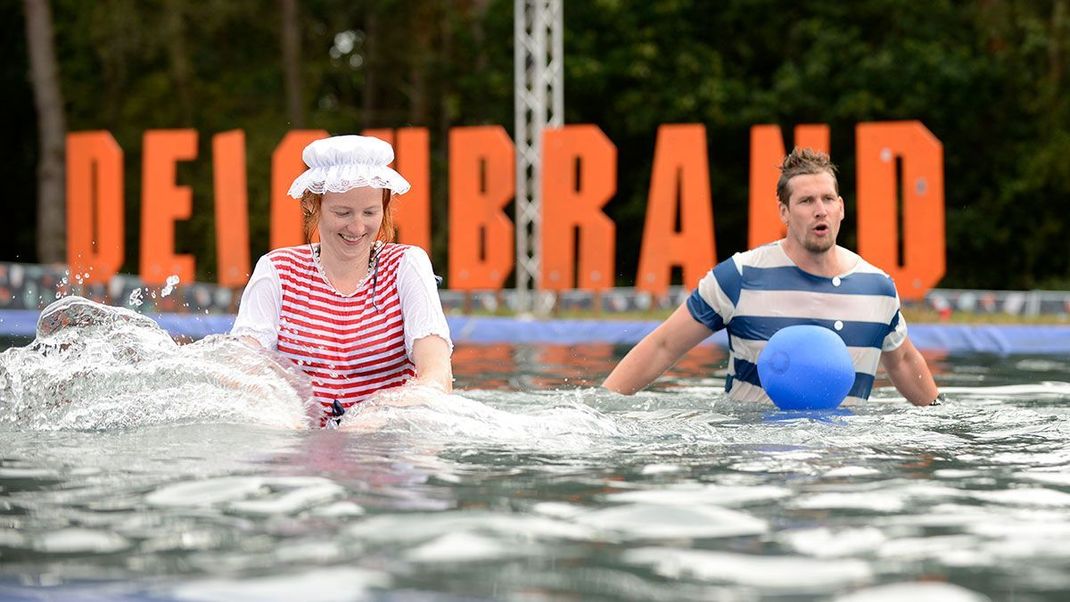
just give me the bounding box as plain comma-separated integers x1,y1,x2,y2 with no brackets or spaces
514,0,563,313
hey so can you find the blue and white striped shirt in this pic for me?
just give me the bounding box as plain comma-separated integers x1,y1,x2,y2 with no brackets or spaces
687,241,907,404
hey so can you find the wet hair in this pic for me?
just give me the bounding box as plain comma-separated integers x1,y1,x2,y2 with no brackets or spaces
301,188,395,245
776,147,839,206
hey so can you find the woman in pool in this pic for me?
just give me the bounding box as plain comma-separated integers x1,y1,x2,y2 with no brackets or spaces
231,135,453,426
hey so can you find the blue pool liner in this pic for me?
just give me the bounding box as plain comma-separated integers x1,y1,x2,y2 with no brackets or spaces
1,309,1068,355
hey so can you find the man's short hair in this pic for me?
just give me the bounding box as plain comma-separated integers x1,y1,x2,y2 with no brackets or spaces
776,147,839,205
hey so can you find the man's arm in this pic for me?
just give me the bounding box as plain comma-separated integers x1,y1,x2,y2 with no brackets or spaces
603,305,714,395
880,338,939,406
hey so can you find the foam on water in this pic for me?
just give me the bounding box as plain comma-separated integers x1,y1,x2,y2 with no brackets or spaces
169,567,391,602
343,387,620,443
834,582,992,602
0,297,710,446
623,547,873,592
0,296,314,430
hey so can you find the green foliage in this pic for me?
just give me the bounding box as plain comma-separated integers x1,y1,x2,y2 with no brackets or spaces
6,0,1069,289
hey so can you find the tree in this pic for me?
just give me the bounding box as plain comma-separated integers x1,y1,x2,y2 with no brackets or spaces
280,0,305,127
4,0,1069,290
23,0,66,264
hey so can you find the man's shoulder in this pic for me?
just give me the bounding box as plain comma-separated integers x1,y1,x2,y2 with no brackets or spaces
735,240,793,269
839,246,889,275
842,248,882,273
702,241,790,285
841,247,900,296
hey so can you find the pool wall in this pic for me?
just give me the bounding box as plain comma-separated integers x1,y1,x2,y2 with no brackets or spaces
1,309,1068,354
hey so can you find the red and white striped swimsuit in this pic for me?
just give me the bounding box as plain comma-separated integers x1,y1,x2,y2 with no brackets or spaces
269,243,415,419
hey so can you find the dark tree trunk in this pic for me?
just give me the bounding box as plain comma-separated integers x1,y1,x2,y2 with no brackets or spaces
23,0,66,264
1048,0,1066,109
362,5,379,128
279,0,305,127
407,1,434,126
163,0,194,124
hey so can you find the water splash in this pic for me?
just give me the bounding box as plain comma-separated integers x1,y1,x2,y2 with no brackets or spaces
349,387,605,438
0,296,314,430
0,297,675,440
161,274,180,297
339,384,726,451
127,288,144,307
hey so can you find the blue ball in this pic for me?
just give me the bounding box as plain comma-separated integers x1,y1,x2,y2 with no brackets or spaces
756,325,855,410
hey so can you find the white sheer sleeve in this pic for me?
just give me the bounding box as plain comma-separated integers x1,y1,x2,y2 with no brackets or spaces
397,246,453,360
230,255,282,350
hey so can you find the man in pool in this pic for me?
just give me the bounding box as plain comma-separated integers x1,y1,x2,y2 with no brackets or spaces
603,147,942,407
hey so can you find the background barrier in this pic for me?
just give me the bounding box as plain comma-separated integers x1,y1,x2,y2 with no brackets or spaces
2,262,1068,354
2,309,1069,355
4,262,1070,316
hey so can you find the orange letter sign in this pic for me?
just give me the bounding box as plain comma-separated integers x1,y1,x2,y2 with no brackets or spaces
212,130,251,286
140,130,197,285
540,125,616,291
748,124,830,248
448,126,515,290
67,132,124,284
856,121,945,300
270,129,329,249
362,127,431,251
636,124,715,295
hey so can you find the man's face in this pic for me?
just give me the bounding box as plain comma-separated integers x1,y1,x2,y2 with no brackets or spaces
779,171,844,254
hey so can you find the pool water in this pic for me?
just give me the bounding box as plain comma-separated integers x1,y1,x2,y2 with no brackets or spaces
1,302,1069,601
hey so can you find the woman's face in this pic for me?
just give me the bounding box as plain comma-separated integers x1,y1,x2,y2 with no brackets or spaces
316,187,384,262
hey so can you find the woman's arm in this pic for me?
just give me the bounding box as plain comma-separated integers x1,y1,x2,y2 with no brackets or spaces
396,247,454,392
411,335,453,392
231,255,282,350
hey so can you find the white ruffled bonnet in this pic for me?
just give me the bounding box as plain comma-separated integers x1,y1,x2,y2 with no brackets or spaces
287,135,411,199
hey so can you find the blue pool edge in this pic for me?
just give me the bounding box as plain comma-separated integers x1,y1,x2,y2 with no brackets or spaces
1,309,1068,355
